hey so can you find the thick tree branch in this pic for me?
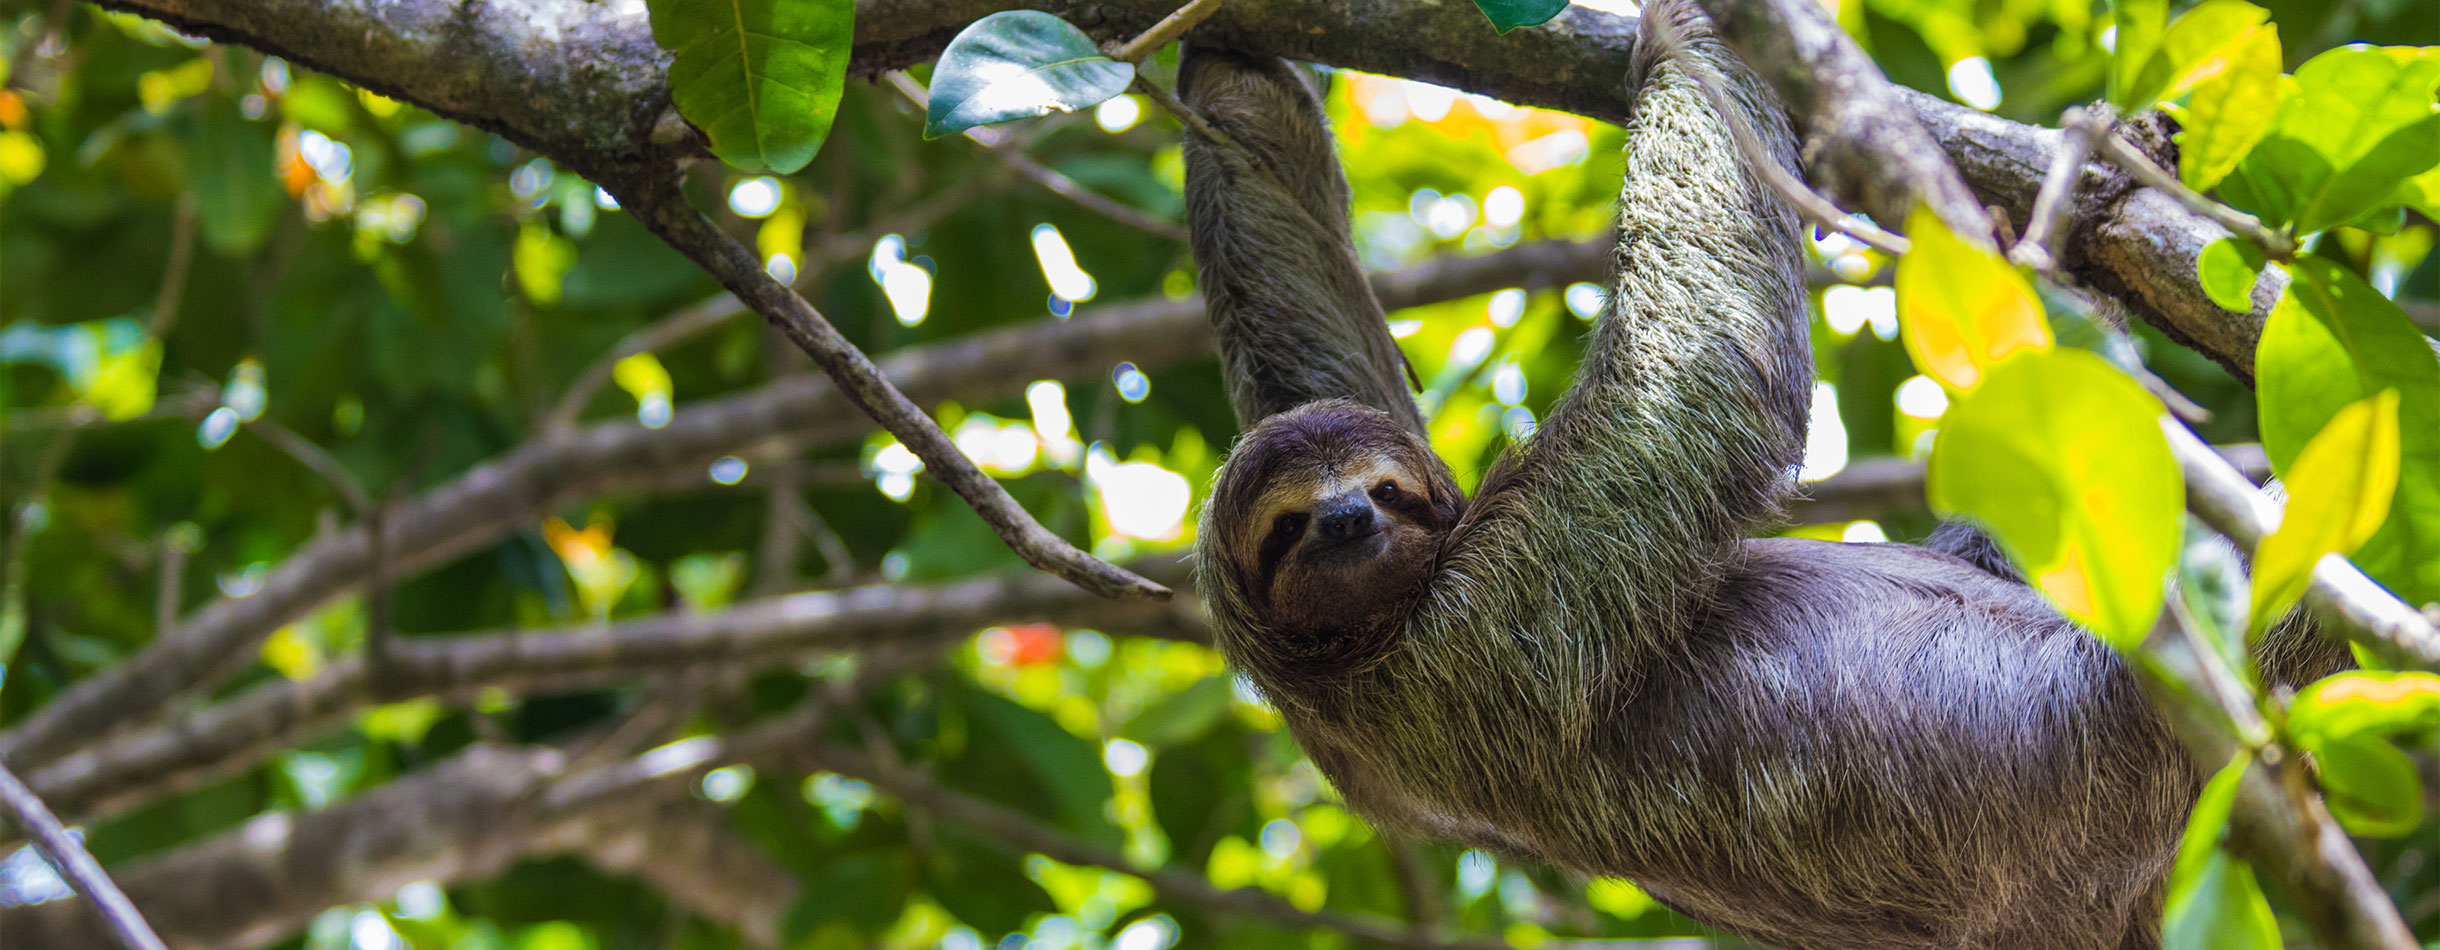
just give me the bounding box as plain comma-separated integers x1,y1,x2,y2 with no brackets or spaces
0,235,1582,772
92,0,2296,385
1691,0,1992,244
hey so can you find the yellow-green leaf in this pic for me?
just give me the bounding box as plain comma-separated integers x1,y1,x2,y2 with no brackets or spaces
2250,390,2401,631
1928,349,2182,647
2111,0,2170,109
1896,206,2050,392
2127,0,2268,110
2176,21,2281,192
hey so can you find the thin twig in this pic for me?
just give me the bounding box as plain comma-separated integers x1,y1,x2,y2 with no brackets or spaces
887,72,1188,242
1133,75,1235,149
1112,0,1226,63
598,174,1167,601
2008,105,2109,274
145,199,198,338
2096,133,2295,260
545,296,745,434
152,529,188,640
0,759,170,950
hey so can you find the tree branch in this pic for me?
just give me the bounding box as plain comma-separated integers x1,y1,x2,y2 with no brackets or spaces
0,759,168,950
17,558,1196,840
90,0,2312,385
0,237,1589,772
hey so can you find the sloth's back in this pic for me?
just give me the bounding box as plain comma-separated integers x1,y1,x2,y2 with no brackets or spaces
1592,537,2186,950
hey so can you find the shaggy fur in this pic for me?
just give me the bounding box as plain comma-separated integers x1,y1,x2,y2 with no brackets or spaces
1183,5,2342,948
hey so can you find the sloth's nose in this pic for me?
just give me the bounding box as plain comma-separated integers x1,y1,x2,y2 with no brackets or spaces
1314,499,1376,543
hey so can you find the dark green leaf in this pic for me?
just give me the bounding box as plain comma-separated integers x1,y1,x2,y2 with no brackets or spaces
1121,675,1235,747
1472,0,1568,34
647,0,854,173
186,97,282,256
925,827,1058,936
962,686,1122,849
924,11,1134,139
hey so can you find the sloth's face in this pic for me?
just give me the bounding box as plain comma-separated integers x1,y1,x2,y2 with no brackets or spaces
1209,401,1460,636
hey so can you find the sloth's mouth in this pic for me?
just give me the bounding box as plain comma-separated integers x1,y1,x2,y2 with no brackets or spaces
1306,528,1382,556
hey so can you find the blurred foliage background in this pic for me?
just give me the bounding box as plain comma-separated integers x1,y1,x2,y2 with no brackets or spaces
0,0,2436,948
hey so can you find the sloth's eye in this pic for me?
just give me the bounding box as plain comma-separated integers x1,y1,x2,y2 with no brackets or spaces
1371,480,1401,502
1272,512,1308,538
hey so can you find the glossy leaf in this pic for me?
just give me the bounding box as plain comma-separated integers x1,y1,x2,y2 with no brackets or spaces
2249,389,2401,631
925,11,1134,139
2257,259,2440,607
2218,46,2440,233
1896,206,2051,392
647,0,854,173
1473,0,1569,34
2291,670,2440,742
1928,349,2182,647
2125,0,2268,110
2195,237,2268,312
2174,19,2282,192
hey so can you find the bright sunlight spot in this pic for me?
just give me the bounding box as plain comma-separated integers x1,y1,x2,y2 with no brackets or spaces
1896,374,1951,419
726,176,781,218
1946,57,2003,111
1842,521,1889,543
1094,94,1143,133
1800,382,1848,481
1031,223,1098,302
1089,449,1191,540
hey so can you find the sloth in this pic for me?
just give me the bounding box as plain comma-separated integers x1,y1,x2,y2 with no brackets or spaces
1179,4,2344,949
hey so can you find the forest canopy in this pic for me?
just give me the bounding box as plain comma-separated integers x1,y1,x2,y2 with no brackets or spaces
0,0,2437,948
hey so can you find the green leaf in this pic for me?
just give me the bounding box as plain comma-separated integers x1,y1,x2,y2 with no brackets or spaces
2220,46,2440,233
925,827,1059,935
1148,723,1256,868
2290,672,2440,836
1896,206,2051,392
2249,389,2401,631
1472,0,1569,34
2125,0,2269,110
2162,851,2280,950
2196,238,2269,312
2256,259,2440,607
2164,755,2275,950
186,96,282,256
1121,675,1235,747
963,687,1123,850
924,11,1134,139
1928,348,2182,647
2170,752,2247,891
2174,20,2282,192
2291,670,2440,740
2110,0,2170,108
2314,733,2424,836
647,0,854,173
